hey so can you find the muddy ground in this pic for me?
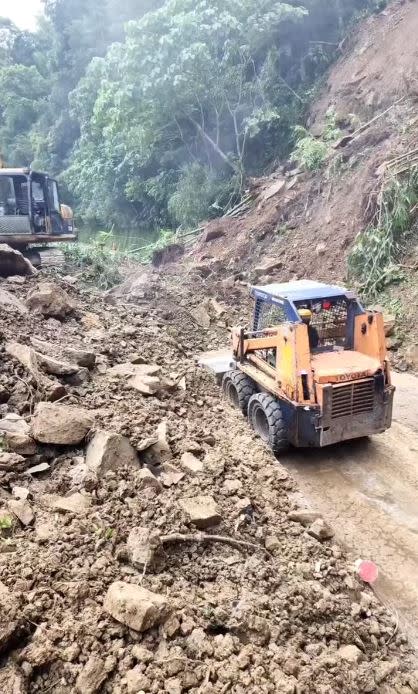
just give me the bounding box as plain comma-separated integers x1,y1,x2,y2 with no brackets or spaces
0,267,417,694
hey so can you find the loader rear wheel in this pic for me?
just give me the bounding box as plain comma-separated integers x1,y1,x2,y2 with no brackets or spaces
248,393,288,453
222,370,257,414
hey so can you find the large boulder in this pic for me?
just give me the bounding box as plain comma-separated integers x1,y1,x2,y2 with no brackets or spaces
26,282,74,319
31,402,94,444
0,244,36,277
104,581,171,632
86,431,139,475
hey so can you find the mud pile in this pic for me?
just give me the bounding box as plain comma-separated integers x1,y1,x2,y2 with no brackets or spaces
0,270,417,694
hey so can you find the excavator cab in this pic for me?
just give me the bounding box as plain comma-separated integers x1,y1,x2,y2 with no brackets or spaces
201,280,394,452
0,168,77,246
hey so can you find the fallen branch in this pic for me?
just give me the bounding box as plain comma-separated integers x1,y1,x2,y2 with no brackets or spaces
334,96,406,149
160,532,269,555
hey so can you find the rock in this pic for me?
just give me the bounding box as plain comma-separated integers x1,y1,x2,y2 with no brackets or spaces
31,402,94,444
0,664,27,694
0,413,29,435
8,500,34,526
125,667,151,693
104,581,171,632
138,467,163,493
288,509,322,526
43,492,91,514
408,670,418,693
265,535,281,551
34,352,80,376
190,305,211,329
165,677,182,694
131,645,154,663
108,362,161,395
160,463,185,487
315,242,327,256
208,298,226,318
85,430,139,475
203,226,225,242
27,462,50,475
383,314,396,337
127,527,160,569
12,486,30,501
143,421,171,464
0,244,35,277
5,341,63,396
272,669,297,693
26,282,74,319
0,288,28,315
375,659,398,684
179,495,222,529
76,656,107,693
3,431,37,455
307,518,334,541
35,518,58,543
337,644,363,664
180,452,204,475
253,258,283,278
30,338,96,369
405,344,418,370
0,451,25,469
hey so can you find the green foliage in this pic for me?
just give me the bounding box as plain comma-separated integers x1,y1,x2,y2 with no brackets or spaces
0,0,383,231
348,168,418,299
0,515,12,530
63,232,126,289
290,107,341,171
168,163,234,228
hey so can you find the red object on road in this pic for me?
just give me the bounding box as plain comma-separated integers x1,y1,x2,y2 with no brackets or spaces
356,559,379,584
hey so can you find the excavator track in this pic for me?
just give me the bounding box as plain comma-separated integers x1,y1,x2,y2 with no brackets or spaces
23,246,66,269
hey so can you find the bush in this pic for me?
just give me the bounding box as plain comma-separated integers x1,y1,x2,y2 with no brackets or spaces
290,107,341,172
63,232,126,289
348,167,418,298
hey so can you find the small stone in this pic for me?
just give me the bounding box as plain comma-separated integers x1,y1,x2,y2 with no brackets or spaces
265,535,280,551
138,467,163,492
11,486,30,501
0,451,25,469
288,509,321,526
131,645,154,663
8,500,34,526
3,431,37,455
307,518,334,541
179,495,222,529
165,677,182,694
190,305,211,329
85,430,138,475
26,282,73,318
76,656,107,694
223,479,242,492
43,492,91,514
125,667,151,693
375,659,398,684
31,402,94,445
337,645,363,664
272,669,297,693
180,452,204,475
163,614,181,638
0,413,29,435
104,581,171,632
127,527,159,569
160,463,185,487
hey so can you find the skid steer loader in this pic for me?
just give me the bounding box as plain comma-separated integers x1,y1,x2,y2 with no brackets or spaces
200,280,394,452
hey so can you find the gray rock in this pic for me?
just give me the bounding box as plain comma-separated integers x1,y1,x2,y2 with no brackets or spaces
75,656,107,694
26,282,73,319
0,288,28,315
181,452,204,475
288,509,322,526
0,244,36,277
8,500,34,526
43,492,91,514
85,430,139,475
337,644,363,664
307,518,334,541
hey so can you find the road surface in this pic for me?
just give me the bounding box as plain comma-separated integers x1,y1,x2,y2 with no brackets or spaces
282,372,418,647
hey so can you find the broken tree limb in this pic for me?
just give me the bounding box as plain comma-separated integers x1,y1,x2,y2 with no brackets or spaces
160,532,269,555
334,96,406,149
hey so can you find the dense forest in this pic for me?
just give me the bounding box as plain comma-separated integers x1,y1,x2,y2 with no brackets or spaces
0,0,385,232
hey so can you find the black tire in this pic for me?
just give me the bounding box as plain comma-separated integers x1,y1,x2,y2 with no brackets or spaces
222,370,257,414
248,392,288,453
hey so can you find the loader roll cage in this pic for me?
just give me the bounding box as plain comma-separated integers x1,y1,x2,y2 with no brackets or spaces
251,280,364,352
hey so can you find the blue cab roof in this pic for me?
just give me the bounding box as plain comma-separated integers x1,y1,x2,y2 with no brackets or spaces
251,280,355,304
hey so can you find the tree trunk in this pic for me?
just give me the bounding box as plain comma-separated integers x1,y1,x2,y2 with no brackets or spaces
188,116,239,174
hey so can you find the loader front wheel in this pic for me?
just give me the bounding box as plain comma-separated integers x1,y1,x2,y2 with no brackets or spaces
248,393,288,453
222,370,257,414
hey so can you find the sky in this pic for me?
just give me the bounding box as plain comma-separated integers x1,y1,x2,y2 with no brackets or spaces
0,0,43,30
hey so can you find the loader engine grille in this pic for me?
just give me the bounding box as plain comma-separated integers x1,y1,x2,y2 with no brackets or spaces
331,379,374,419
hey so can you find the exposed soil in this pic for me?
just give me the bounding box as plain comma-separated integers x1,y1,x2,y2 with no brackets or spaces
0,268,417,694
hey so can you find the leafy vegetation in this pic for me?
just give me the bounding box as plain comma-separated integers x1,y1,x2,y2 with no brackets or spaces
290,107,341,171
349,167,418,299
0,0,384,232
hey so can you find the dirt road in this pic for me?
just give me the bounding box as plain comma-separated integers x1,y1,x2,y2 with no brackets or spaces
282,371,418,649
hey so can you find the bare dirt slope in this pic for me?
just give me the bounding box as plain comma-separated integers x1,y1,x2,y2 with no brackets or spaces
187,0,418,363
0,269,417,694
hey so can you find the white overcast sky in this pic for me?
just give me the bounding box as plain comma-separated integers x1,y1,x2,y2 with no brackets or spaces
0,0,43,30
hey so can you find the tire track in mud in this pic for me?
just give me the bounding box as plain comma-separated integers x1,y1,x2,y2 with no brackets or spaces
281,372,418,650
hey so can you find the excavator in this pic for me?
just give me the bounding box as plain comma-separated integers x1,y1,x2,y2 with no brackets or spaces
200,280,394,452
0,164,77,266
